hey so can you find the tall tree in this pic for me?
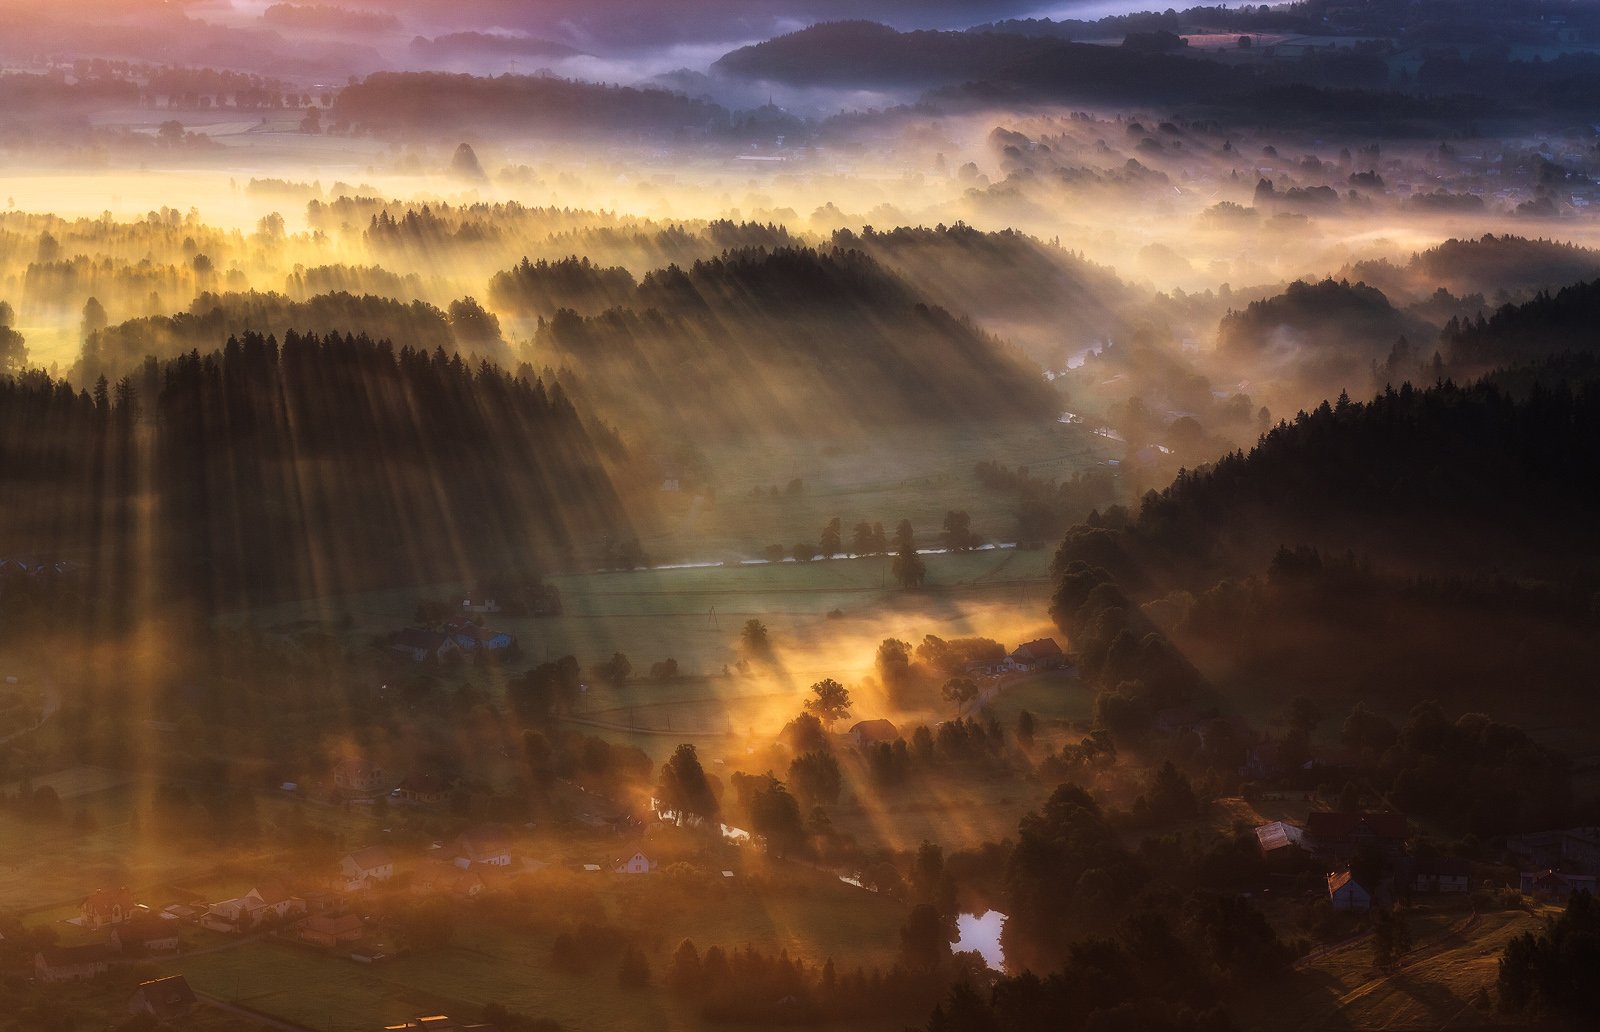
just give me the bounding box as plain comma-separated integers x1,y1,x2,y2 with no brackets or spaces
804,678,852,727
656,744,718,824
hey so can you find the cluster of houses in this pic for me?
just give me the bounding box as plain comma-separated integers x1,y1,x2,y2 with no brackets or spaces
33,888,183,983
387,619,516,663
1254,811,1600,911
47,825,673,983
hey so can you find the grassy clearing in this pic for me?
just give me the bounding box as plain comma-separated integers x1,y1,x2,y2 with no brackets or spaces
166,870,907,1032
1238,902,1549,1031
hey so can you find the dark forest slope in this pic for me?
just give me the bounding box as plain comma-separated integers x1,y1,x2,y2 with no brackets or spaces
1,332,630,608
522,246,1058,435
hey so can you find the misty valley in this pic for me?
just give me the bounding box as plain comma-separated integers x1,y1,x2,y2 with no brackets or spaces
2,2,1600,1031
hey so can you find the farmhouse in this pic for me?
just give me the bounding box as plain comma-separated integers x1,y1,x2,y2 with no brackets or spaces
847,719,900,749
1507,826,1600,873
393,773,451,805
1253,820,1307,856
461,594,500,614
298,912,365,947
1006,638,1066,671
614,851,656,874
1520,868,1599,899
110,916,180,954
202,882,304,932
388,629,459,663
1405,858,1472,894
1326,870,1373,911
453,823,513,868
333,759,389,795
338,846,396,891
81,886,136,929
445,620,515,652
128,975,197,1020
35,944,113,983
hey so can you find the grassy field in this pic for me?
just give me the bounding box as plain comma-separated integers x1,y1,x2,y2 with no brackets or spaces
1238,901,1551,1031
664,418,1109,559
164,871,908,1032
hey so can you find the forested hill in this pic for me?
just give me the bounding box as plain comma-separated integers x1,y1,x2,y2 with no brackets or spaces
1053,369,1600,593
1445,278,1600,372
332,72,730,136
0,332,631,608
518,246,1058,435
75,291,512,386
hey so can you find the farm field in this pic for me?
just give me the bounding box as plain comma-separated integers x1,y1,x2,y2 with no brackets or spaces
1238,903,1554,1031
163,871,908,1032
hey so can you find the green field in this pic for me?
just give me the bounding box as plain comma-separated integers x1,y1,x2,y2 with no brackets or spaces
1238,902,1549,1031
165,872,909,1032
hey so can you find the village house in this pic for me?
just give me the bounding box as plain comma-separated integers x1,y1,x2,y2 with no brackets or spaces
393,773,451,805
109,916,181,954
1253,820,1307,857
127,975,197,1021
388,629,459,663
35,943,113,983
202,882,304,933
453,824,513,868
1403,858,1472,894
333,760,389,796
81,886,137,929
847,718,900,749
1005,638,1067,672
297,912,365,948
461,594,501,614
1304,811,1409,860
614,851,655,874
1520,868,1599,900
1507,826,1600,873
445,620,515,652
338,846,396,891
1327,870,1373,911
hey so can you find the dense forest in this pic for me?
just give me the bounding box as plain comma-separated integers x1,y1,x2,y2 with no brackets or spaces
1054,370,1600,589
332,72,732,137
525,246,1059,436
1,332,631,608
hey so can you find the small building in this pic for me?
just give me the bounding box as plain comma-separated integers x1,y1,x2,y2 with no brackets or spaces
388,629,459,663
248,880,305,922
453,824,513,868
1006,638,1066,671
35,944,113,983
614,851,655,875
128,975,197,1020
81,886,136,929
847,719,900,749
1327,870,1373,911
445,621,515,652
298,912,364,948
1254,820,1306,856
393,774,451,805
461,595,501,614
339,846,396,891
110,916,180,954
334,760,389,796
1408,858,1471,895
1521,869,1599,900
